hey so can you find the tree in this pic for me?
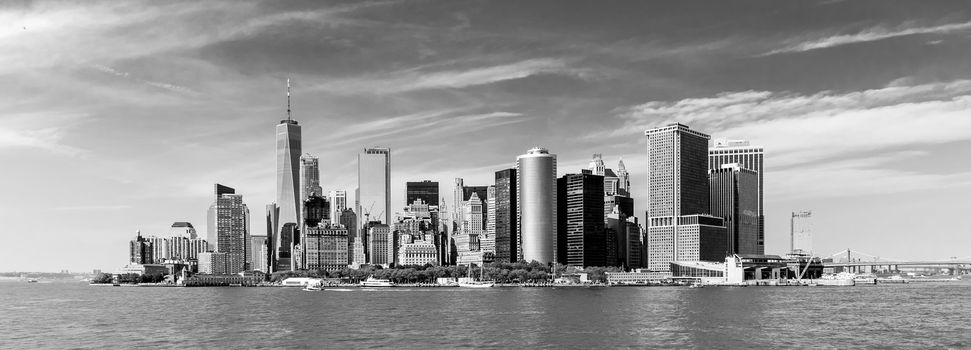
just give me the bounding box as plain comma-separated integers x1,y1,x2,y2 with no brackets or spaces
92,273,113,284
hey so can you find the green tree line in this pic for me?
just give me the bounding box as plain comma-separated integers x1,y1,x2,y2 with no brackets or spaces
269,261,624,284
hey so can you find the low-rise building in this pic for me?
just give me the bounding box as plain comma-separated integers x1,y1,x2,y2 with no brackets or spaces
398,241,438,266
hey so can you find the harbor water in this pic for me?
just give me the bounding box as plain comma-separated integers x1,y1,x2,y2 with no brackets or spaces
2,281,970,349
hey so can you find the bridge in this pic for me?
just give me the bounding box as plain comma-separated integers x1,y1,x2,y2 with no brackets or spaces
818,249,971,274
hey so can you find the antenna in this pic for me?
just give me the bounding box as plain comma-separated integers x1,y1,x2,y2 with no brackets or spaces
286,78,292,121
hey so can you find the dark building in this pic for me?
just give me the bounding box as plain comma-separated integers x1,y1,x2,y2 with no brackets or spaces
275,222,298,272
406,180,439,207
129,231,153,264
494,168,518,262
265,204,278,273
303,195,329,228
339,209,357,265
558,173,606,267
605,195,634,218
710,165,760,255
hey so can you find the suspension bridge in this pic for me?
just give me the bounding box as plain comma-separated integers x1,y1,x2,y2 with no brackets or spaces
819,249,971,274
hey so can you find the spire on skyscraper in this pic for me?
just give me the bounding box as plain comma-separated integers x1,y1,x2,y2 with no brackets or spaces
286,78,292,122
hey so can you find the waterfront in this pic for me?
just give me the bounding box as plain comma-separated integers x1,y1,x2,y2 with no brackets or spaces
2,282,970,349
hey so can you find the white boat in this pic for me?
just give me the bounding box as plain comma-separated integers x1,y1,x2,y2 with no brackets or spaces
303,283,323,291
458,263,494,288
458,281,495,288
360,276,394,287
688,283,704,288
815,272,856,286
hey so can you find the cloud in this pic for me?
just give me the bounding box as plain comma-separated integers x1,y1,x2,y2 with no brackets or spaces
328,110,525,147
764,20,971,55
92,64,200,95
53,205,131,211
311,58,587,94
612,79,971,198
0,112,90,156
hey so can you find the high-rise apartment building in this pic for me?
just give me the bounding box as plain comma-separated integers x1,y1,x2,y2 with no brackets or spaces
169,222,197,239
517,147,557,264
250,235,268,272
275,80,302,271
198,252,228,274
339,209,357,265
406,180,439,207
207,184,250,274
645,124,727,272
494,169,518,263
357,147,391,226
129,231,153,264
709,139,764,254
329,190,347,225
791,211,813,255
367,224,392,267
265,203,278,271
558,173,606,267
709,164,760,255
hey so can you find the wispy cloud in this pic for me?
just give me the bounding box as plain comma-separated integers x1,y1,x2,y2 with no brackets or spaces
0,112,90,157
53,205,131,211
764,20,971,55
311,58,587,94
92,64,200,96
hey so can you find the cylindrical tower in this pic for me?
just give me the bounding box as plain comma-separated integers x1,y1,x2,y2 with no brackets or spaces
516,147,557,264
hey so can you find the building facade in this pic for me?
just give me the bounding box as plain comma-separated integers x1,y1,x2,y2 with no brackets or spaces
304,226,349,271
645,124,726,272
494,168,518,263
207,184,250,274
709,164,760,255
129,231,153,264
406,180,439,207
791,211,813,255
709,139,764,254
367,224,392,267
517,147,557,264
559,173,607,267
329,190,347,225
198,252,228,275
357,147,391,226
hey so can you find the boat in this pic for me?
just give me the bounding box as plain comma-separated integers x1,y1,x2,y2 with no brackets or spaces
815,272,856,286
458,263,495,288
688,283,704,288
360,276,394,287
26,279,38,283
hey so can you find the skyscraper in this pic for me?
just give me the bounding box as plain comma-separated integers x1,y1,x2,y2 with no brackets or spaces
265,203,278,272
645,124,726,272
357,147,391,226
249,235,268,272
129,231,153,264
339,208,358,265
517,147,557,264
206,184,250,274
275,79,302,271
494,168,518,263
558,173,606,267
709,139,764,254
300,154,322,202
329,190,347,224
406,180,439,207
791,211,813,255
709,164,760,255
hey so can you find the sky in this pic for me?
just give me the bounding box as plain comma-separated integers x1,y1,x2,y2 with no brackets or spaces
2,0,971,272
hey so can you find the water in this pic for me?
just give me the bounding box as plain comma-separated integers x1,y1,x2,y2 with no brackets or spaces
2,282,970,349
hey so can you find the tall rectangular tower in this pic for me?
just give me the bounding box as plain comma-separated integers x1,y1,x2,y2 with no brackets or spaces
645,124,725,272
357,147,391,226
207,184,250,274
709,139,764,254
300,154,322,202
709,164,760,255
494,169,518,263
559,173,606,267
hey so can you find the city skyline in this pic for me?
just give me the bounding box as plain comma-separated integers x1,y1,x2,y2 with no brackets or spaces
4,0,971,272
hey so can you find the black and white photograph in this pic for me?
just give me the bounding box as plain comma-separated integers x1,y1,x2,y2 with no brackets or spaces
2,0,970,348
